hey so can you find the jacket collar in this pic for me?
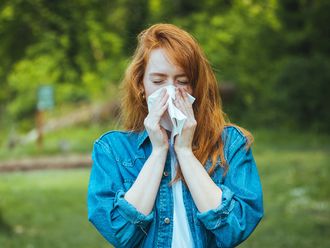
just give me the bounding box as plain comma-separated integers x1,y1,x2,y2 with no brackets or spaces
137,129,149,148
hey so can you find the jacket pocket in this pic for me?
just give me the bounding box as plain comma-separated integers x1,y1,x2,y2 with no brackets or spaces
120,157,147,187
120,156,146,168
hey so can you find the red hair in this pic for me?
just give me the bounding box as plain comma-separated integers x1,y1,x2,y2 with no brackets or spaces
120,23,253,187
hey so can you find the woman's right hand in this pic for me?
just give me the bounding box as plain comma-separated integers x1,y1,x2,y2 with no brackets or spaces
144,88,170,151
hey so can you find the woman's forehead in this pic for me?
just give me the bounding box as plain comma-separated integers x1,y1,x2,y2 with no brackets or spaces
146,48,185,76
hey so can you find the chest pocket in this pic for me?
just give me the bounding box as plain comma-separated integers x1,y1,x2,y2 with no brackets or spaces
119,156,146,185
120,156,146,168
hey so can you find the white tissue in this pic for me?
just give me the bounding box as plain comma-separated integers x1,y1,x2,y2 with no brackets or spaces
147,85,195,143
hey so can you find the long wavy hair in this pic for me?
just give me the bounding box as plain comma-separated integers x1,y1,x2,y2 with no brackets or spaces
120,23,253,187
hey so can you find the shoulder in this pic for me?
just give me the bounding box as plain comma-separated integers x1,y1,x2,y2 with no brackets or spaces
96,130,138,144
92,130,146,170
222,125,248,144
93,130,140,154
221,125,251,156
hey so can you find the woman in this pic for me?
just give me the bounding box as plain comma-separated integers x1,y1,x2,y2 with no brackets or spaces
87,23,263,248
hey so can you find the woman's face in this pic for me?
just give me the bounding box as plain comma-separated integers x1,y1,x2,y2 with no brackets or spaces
142,48,193,98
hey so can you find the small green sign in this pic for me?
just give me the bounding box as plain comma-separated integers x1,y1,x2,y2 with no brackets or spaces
37,85,54,110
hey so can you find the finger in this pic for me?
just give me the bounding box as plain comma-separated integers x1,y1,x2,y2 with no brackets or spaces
179,88,191,107
156,94,169,116
179,87,188,101
160,91,169,103
179,88,194,116
176,89,193,118
174,89,183,110
159,100,169,115
178,89,189,112
175,93,188,115
152,91,168,110
151,100,168,121
149,95,168,120
160,88,166,96
151,89,166,105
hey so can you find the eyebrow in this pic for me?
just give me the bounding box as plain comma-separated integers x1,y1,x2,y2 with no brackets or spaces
149,72,187,77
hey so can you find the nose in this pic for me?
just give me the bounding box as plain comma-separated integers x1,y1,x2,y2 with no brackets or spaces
164,79,184,89
164,79,175,87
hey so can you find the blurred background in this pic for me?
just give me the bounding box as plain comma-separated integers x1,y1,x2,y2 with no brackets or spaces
0,0,329,247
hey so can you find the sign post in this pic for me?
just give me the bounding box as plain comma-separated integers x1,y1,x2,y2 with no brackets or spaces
36,85,54,149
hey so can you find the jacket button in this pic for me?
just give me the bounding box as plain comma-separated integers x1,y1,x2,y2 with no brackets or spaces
163,171,169,177
164,217,170,224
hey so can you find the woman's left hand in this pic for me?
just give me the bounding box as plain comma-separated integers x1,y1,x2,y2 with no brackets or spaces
173,87,197,153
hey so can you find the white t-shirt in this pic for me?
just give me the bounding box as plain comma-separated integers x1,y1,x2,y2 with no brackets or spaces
169,139,195,248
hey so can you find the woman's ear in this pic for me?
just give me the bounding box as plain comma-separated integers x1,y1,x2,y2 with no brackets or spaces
138,87,146,99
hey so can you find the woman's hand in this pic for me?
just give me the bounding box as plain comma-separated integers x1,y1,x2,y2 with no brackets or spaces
144,88,170,151
173,87,197,153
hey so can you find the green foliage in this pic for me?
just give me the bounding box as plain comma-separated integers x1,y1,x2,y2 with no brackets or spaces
0,0,329,132
0,0,127,130
274,55,330,131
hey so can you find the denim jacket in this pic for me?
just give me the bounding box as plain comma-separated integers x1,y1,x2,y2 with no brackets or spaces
87,125,264,248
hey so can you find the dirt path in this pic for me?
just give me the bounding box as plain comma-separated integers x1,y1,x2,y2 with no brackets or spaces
0,154,91,172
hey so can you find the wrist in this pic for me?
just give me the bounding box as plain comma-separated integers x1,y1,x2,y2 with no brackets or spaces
152,146,169,156
175,147,194,156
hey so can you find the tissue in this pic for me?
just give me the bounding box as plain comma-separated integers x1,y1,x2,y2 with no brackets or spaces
147,85,195,143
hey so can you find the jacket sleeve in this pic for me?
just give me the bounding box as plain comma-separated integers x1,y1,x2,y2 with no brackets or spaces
87,139,154,248
196,134,264,248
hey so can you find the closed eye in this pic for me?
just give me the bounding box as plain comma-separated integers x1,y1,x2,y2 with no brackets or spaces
152,80,164,84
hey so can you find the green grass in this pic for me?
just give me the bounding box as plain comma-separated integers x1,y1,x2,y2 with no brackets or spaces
239,129,330,247
0,169,110,248
0,128,329,247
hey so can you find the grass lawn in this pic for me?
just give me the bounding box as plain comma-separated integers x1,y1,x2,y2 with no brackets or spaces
240,129,330,248
0,169,110,248
0,128,329,247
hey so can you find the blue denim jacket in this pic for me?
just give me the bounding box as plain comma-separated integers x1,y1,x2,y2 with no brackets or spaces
87,125,264,248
